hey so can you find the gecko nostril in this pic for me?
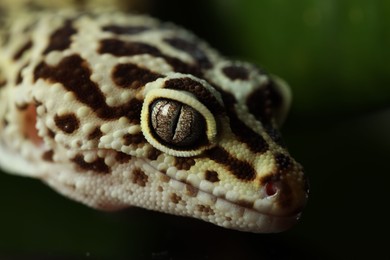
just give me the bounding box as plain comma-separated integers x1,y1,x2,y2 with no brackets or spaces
265,181,279,197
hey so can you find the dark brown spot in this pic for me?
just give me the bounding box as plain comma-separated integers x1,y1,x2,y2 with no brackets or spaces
16,63,29,85
236,199,254,209
54,113,79,134
13,40,33,60
123,133,145,145
119,98,143,123
102,25,150,35
115,152,132,164
164,37,212,69
158,186,163,192
33,98,43,107
87,127,102,140
205,147,256,181
131,168,148,187
147,147,162,161
44,20,76,54
16,103,28,110
164,77,223,114
164,57,203,77
217,87,269,154
205,170,219,183
222,64,250,81
47,129,56,139
122,133,146,146
197,205,215,215
170,193,182,204
16,71,23,85
99,39,161,56
2,117,8,127
185,184,198,197
34,55,143,122
246,80,283,125
72,154,110,173
174,157,195,170
99,39,203,77
42,150,54,162
275,153,292,173
0,79,7,88
112,63,163,89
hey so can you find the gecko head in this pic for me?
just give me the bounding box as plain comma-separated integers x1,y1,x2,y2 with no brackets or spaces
140,71,308,233
0,11,307,234
18,54,307,233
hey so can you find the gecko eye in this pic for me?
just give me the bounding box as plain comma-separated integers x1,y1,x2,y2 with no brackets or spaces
141,88,218,157
150,99,206,147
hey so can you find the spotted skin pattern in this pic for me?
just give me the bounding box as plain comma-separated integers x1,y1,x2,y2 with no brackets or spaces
0,7,308,233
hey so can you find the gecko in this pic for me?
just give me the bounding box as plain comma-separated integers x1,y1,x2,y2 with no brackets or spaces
0,1,308,233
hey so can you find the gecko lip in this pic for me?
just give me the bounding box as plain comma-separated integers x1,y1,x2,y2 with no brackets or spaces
143,160,303,232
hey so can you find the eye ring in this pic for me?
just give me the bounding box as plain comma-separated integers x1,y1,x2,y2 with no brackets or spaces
141,88,217,157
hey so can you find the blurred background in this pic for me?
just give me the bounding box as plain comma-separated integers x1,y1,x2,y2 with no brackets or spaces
1,0,389,259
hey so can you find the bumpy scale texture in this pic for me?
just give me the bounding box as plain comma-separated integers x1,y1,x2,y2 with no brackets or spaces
0,4,308,233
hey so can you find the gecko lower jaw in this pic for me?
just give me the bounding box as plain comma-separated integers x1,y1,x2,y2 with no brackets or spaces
203,190,301,232
143,160,302,233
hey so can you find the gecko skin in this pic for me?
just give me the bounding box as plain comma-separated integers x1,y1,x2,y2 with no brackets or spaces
0,7,308,233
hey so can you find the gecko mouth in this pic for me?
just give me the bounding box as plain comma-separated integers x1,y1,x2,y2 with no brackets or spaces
142,160,302,233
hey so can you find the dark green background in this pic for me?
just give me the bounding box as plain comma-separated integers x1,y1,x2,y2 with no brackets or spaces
1,0,389,259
